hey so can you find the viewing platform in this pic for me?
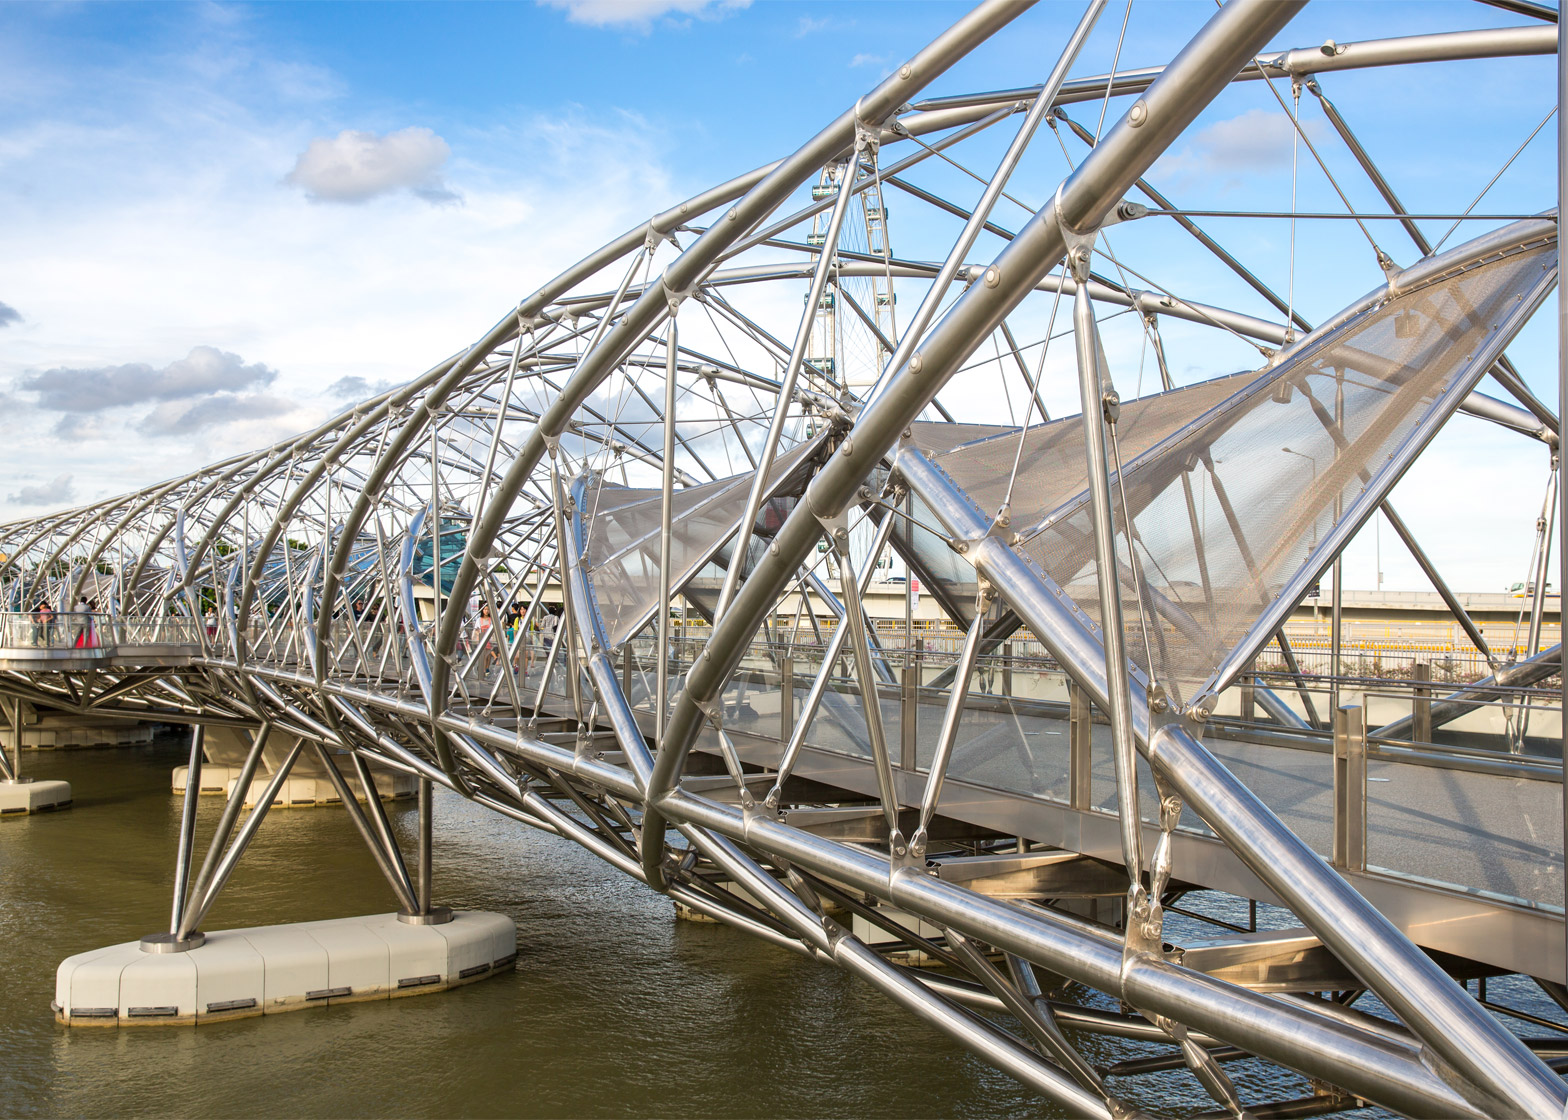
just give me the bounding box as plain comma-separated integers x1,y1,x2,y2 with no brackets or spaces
0,613,201,672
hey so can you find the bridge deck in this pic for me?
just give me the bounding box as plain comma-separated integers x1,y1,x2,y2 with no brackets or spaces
507,657,1563,981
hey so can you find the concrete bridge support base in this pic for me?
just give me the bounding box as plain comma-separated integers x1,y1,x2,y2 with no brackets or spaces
0,777,72,816
53,911,517,1025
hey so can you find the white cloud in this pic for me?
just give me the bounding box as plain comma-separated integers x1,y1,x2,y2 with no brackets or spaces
51,414,105,441
137,392,298,436
20,346,277,411
849,53,886,69
1152,107,1323,190
285,126,457,204
0,23,682,517
326,375,397,401
539,0,750,32
9,474,74,506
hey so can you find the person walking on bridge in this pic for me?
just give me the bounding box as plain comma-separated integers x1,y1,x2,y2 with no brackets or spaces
72,594,97,649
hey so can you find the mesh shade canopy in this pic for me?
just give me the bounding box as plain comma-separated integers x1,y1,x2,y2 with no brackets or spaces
579,437,823,648
897,376,1248,627
913,244,1553,704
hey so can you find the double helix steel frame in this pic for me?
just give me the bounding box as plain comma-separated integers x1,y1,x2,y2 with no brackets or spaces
2,2,1567,1115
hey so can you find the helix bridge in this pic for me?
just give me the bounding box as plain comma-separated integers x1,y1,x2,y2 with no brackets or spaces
3,2,1568,1115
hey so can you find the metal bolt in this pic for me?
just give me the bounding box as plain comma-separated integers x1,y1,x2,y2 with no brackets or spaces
908,352,923,374
1127,99,1148,127
898,63,912,80
983,267,1000,288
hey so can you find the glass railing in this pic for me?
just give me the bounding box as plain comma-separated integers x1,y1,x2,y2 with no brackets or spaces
115,615,202,647
0,612,202,653
0,612,110,651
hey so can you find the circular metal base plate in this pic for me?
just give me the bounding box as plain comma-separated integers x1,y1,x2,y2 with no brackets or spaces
396,907,454,926
139,931,205,954
0,777,35,785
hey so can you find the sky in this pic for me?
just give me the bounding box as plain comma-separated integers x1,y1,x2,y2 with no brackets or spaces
0,0,1561,596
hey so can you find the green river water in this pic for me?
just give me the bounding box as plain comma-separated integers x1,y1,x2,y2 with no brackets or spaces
0,734,1500,1118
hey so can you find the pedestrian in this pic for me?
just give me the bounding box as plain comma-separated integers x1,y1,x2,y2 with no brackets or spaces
72,593,91,648
476,604,495,674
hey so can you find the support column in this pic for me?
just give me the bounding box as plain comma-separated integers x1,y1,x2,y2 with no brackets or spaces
417,777,434,914
1239,659,1256,723
310,743,420,917
144,725,207,952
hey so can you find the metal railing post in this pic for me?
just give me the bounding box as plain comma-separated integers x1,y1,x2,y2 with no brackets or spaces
1412,661,1432,744
780,652,795,746
1333,704,1367,873
1240,659,1256,723
1069,679,1092,811
901,637,922,770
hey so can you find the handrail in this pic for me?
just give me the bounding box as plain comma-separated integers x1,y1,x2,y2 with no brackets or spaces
0,612,202,651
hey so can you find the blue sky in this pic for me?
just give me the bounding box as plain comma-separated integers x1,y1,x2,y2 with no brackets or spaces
0,0,1560,594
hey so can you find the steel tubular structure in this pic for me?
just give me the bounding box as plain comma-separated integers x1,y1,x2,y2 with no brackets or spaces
4,3,1568,1116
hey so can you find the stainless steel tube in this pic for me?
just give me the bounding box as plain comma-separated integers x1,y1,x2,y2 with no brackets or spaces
1071,276,1144,884
188,723,271,910
168,723,205,937
180,738,304,939
648,0,1308,892
656,317,678,746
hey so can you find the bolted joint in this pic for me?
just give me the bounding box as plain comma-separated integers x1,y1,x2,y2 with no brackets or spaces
1101,388,1121,426
1067,244,1093,283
